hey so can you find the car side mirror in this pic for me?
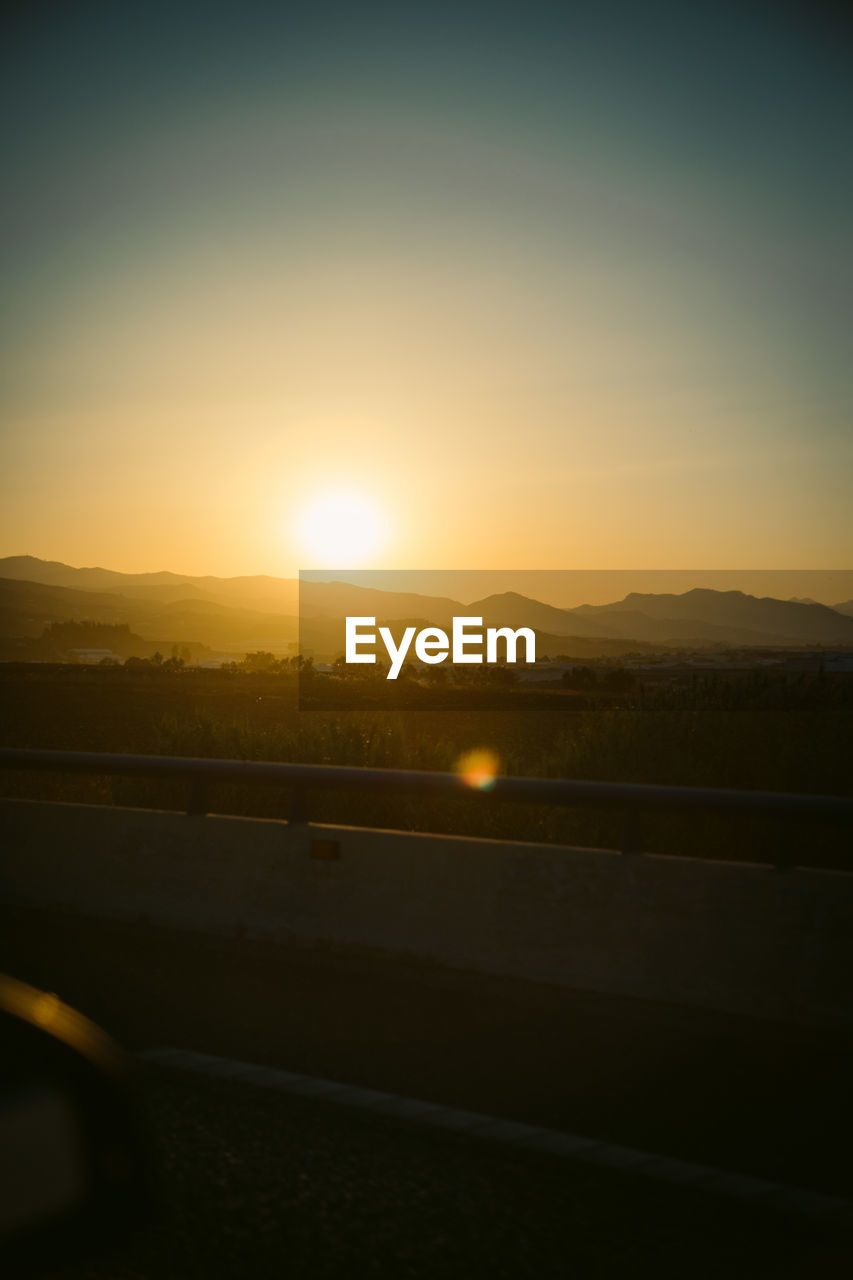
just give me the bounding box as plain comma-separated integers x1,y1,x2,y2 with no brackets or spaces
0,974,151,1273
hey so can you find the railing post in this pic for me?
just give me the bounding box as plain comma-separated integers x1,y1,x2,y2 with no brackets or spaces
187,779,208,817
621,807,643,855
290,786,309,824
773,819,796,872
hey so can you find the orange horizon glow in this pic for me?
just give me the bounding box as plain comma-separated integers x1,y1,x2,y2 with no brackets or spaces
2,9,850,580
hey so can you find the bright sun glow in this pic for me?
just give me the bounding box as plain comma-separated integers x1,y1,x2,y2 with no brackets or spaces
296,491,386,567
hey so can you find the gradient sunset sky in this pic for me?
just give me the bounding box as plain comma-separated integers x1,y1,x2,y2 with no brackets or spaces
2,2,850,575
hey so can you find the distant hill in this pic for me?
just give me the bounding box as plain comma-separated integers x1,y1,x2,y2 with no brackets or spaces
0,556,299,615
571,589,853,646
0,577,298,654
466,592,614,639
296,583,853,654
0,577,142,637
0,556,196,592
3,558,853,658
298,578,461,624
565,609,787,647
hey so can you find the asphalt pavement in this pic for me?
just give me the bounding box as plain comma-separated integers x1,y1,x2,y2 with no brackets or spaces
3,905,852,1189
47,1062,853,1279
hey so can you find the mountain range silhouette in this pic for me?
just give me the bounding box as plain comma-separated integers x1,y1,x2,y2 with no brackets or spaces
2,558,853,656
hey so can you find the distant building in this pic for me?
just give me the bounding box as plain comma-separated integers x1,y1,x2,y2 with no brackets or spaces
823,655,853,673
518,663,573,684
65,648,122,664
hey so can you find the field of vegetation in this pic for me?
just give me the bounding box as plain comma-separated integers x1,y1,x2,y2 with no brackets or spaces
1,664,851,868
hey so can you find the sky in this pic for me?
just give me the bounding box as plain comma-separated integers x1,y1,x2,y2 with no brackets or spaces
1,1,851,576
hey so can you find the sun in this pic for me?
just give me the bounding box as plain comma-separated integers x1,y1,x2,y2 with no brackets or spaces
295,490,386,567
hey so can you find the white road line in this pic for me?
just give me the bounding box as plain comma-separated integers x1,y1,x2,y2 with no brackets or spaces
137,1046,853,1225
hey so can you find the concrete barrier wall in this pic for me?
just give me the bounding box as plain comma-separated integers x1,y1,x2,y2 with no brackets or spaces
2,798,851,1027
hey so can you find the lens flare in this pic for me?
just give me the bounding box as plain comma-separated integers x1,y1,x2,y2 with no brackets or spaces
456,748,500,791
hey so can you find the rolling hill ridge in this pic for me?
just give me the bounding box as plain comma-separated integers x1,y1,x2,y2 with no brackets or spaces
2,559,853,658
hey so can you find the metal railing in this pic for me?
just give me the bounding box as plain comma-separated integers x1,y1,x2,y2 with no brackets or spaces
2,746,852,864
